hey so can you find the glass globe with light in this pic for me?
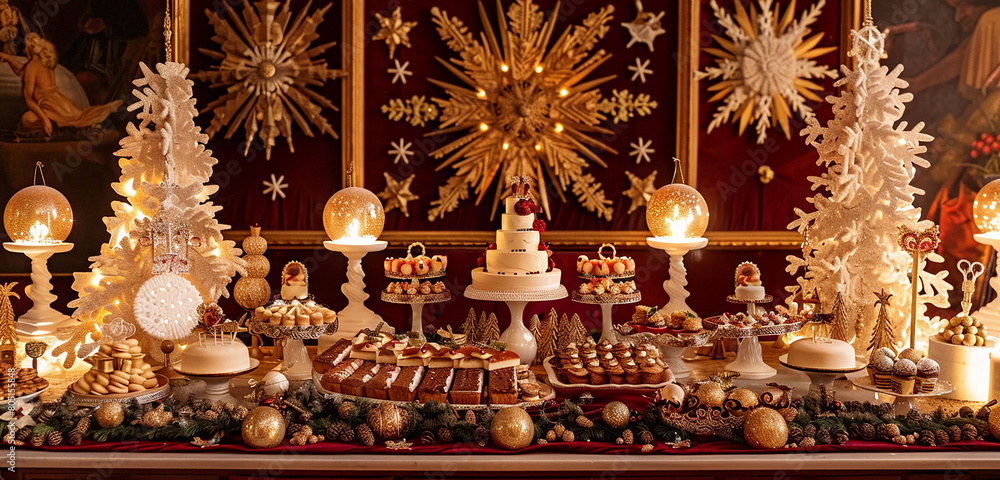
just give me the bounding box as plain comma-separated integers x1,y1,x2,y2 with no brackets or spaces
972,178,1000,336
4,185,73,244
322,187,385,244
646,183,709,239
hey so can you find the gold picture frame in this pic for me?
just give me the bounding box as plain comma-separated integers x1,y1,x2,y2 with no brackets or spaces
197,0,860,250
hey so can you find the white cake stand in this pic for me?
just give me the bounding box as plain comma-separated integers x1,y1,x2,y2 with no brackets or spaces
249,318,338,381
850,376,955,415
381,290,451,338
570,291,641,343
464,285,568,364
778,354,866,392
646,237,708,316
174,359,261,405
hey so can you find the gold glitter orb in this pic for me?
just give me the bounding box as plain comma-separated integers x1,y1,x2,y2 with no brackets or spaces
974,178,1000,233
244,255,271,278
24,341,47,359
366,403,409,440
242,406,286,448
743,407,789,449
696,381,727,408
490,407,534,450
257,60,276,79
645,183,708,239
3,185,73,243
602,401,630,429
234,277,271,310
322,187,385,243
95,402,125,428
725,388,759,416
242,226,268,255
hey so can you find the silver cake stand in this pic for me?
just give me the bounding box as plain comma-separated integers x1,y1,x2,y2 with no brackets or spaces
174,358,261,405
464,285,568,364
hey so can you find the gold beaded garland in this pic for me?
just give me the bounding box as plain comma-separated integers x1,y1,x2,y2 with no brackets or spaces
367,403,409,440
490,407,534,450
743,407,789,449
95,402,125,428
602,401,630,429
242,406,286,448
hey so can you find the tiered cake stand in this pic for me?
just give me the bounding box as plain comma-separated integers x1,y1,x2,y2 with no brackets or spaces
249,317,339,381
174,359,261,405
710,294,802,379
850,377,955,415
464,285,568,364
382,244,451,338
571,291,641,343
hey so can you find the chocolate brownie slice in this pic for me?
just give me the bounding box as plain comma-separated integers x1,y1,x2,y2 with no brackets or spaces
388,366,424,402
365,365,400,400
313,338,352,374
488,367,518,405
417,367,454,403
449,368,483,405
341,361,380,397
320,358,362,393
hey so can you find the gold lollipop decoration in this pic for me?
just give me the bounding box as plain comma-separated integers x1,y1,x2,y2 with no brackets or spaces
24,341,46,370
958,259,985,316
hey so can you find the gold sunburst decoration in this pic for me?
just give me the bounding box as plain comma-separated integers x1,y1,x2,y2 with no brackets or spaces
697,0,837,144
426,0,628,221
194,0,346,160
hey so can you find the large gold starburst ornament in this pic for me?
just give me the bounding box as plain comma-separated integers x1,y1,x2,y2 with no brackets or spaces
697,0,837,144
194,0,345,160
426,0,626,221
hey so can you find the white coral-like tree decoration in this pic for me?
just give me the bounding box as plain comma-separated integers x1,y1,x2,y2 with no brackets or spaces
786,24,952,352
697,0,837,144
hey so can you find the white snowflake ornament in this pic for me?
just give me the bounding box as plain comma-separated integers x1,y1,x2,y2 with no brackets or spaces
629,137,654,164
263,174,288,201
389,59,412,85
389,138,414,164
628,58,652,83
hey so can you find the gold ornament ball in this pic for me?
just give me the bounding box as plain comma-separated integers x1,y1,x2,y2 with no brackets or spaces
743,407,789,449
140,405,174,429
24,341,47,359
3,185,73,243
234,278,271,310
696,381,727,408
726,387,759,416
645,183,709,239
975,178,1000,233
95,402,125,428
490,407,534,450
322,187,385,242
602,401,630,429
989,406,1000,440
242,226,268,255
244,255,271,278
366,403,409,440
242,406,286,448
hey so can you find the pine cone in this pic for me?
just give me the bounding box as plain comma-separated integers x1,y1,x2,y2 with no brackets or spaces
210,402,225,413
917,429,936,447
420,430,436,444
934,429,949,446
576,416,594,428
436,427,454,443
802,424,817,438
877,423,901,441
546,430,556,442
338,401,357,420
73,416,91,434
232,405,249,421
30,433,45,447
815,427,832,445
961,424,979,441
639,430,654,444
357,424,375,446
788,426,803,444
948,424,963,442
977,424,990,439
799,437,816,448
474,425,490,445
326,422,351,442
561,430,575,442
45,431,62,446
34,409,54,425
465,409,477,423
199,410,219,421
833,429,849,445
905,434,916,445
553,423,566,436
286,423,305,438
338,424,355,443
15,427,32,442
68,431,84,446
641,443,654,453
892,435,907,445
622,429,634,445
859,423,876,441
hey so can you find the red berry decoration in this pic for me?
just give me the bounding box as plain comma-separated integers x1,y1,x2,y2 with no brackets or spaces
533,219,546,232
548,258,555,271
514,199,535,215
985,146,992,154
982,133,989,140
477,256,485,267
972,150,980,159
488,243,497,250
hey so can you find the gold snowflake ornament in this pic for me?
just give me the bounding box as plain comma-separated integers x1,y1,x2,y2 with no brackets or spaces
373,7,417,59
378,172,419,218
698,0,837,144
425,0,626,221
194,0,346,159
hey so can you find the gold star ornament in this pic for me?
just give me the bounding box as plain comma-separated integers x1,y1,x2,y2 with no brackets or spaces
373,7,417,59
623,170,657,214
621,0,666,51
378,172,419,217
194,0,345,160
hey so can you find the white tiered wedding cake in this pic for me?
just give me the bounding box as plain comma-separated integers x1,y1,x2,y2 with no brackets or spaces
471,178,562,292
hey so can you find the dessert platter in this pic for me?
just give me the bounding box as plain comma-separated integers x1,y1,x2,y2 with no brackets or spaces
0,364,49,402
571,244,641,342
311,330,554,408
850,346,954,412
67,336,171,406
464,177,567,363
542,337,675,390
778,337,866,389
613,307,716,379
381,242,452,337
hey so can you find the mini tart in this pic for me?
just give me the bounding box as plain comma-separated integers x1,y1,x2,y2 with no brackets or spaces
640,359,665,384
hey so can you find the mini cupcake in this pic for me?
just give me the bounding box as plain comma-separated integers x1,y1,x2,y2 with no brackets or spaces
915,358,940,393
640,358,665,384
875,347,897,361
891,358,917,394
897,347,924,364
586,359,607,385
622,358,642,383
642,345,661,360
606,362,625,384
566,365,590,384
611,342,631,358
596,340,613,356
872,355,895,389
599,351,616,367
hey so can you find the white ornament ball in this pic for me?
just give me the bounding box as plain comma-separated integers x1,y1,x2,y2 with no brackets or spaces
261,371,290,396
133,272,202,340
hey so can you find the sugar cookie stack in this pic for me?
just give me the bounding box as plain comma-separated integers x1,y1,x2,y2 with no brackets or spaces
72,338,158,395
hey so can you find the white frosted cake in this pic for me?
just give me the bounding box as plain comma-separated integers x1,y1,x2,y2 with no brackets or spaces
734,262,765,301
786,338,857,370
180,333,251,374
471,181,561,292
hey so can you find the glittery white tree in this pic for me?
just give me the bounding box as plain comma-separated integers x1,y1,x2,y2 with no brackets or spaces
52,62,245,367
785,22,951,353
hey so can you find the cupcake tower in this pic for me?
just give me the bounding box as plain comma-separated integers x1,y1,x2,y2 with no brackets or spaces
381,242,451,337
549,337,671,387
571,244,641,342
867,347,940,395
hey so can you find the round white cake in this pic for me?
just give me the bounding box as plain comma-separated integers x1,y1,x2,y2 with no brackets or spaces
471,195,562,292
180,335,251,374
786,338,857,370
734,285,764,301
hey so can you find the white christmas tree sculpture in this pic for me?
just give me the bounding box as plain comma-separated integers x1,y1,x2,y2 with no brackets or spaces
786,21,951,352
53,62,245,367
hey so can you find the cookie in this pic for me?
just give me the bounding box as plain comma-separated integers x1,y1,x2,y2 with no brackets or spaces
107,383,128,394
141,377,158,389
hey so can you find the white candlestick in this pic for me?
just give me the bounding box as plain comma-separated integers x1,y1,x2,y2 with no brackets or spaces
3,242,75,336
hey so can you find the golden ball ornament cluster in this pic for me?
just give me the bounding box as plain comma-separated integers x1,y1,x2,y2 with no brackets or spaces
743,407,789,449
367,403,409,440
3,185,73,243
95,402,125,428
323,187,385,242
645,183,709,239
695,381,727,408
490,407,534,450
726,388,759,416
602,401,630,429
234,226,271,310
242,406,286,448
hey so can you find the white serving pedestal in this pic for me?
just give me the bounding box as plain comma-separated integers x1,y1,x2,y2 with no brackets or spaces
381,291,451,338
3,242,75,336
570,291,640,344
464,285,568,365
250,318,339,381
174,359,261,405
320,240,389,352
646,237,708,316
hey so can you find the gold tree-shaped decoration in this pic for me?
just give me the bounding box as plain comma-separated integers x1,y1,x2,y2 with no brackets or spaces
462,308,478,343
829,292,851,342
0,282,18,365
869,289,897,354
194,0,346,160
426,0,645,221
